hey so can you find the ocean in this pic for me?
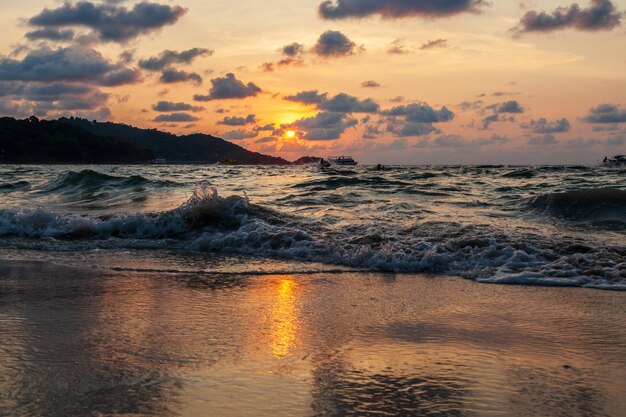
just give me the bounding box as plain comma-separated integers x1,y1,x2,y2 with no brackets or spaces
0,164,624,289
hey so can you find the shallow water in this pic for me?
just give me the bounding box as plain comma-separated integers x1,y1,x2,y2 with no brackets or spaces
0,164,624,289
0,259,625,417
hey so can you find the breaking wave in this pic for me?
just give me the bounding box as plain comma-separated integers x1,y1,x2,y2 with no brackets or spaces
0,183,624,290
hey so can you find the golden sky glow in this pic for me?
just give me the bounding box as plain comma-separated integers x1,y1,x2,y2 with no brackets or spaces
0,0,625,163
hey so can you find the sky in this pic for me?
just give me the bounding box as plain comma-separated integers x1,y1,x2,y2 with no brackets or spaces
0,0,625,164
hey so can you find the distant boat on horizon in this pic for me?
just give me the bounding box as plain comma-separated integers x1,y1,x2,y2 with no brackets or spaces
328,156,358,166
601,155,625,167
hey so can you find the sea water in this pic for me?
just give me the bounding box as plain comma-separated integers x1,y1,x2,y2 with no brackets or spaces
0,164,624,289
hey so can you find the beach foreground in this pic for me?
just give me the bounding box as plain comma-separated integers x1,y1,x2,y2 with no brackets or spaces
1,255,625,417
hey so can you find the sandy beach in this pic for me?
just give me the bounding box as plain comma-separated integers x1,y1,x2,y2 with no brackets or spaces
1,255,625,417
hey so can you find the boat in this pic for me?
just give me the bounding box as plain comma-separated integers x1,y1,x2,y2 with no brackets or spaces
601,155,626,167
328,156,358,166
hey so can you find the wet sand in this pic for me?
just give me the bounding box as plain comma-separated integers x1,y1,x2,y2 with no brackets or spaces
1,259,625,417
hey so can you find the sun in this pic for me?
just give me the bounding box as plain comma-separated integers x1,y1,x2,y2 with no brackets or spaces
285,130,296,139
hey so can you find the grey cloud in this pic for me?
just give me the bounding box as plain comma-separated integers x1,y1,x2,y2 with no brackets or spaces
255,136,276,144
152,101,203,112
159,69,202,84
420,38,448,49
0,80,110,117
118,49,135,64
487,100,524,114
433,134,509,147
583,104,626,123
606,133,625,145
381,103,455,122
386,119,438,137
218,114,257,126
25,28,75,41
223,130,258,140
139,48,212,71
319,0,487,20
293,111,358,140
153,112,199,122
592,125,620,132
286,90,379,113
481,114,500,129
387,38,409,54
513,0,622,35
361,80,381,88
255,123,275,131
282,43,305,56
29,1,187,42
319,93,379,113
528,134,559,145
521,117,571,133
0,46,140,86
312,30,359,57
363,124,382,139
458,100,483,111
193,73,261,101
284,90,328,104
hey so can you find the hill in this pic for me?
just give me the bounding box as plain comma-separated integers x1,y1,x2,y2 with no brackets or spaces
0,116,154,164
59,117,290,165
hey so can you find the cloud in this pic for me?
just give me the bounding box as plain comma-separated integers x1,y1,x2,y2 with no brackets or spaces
381,103,455,122
319,93,379,113
361,80,381,88
387,38,410,54
255,136,276,144
255,123,275,131
386,118,438,137
223,129,258,140
521,117,571,133
318,0,487,19
432,134,509,147
513,0,622,35
262,42,306,72
0,81,111,117
458,100,483,111
25,28,75,42
312,30,359,57
159,69,202,84
528,134,559,145
0,46,140,86
285,90,379,113
420,38,449,49
481,114,501,129
193,73,261,101
282,42,305,56
291,111,358,140
153,112,199,122
606,133,625,145
139,48,212,71
487,100,525,114
28,1,187,43
480,100,524,129
151,101,203,112
284,90,328,104
218,114,257,126
582,103,626,123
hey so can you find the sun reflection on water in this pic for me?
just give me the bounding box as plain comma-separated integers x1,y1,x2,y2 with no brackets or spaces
269,277,299,358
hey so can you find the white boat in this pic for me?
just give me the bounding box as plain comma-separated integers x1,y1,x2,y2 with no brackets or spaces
328,156,358,166
601,155,626,167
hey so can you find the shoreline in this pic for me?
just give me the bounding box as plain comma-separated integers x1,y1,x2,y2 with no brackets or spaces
1,258,625,416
